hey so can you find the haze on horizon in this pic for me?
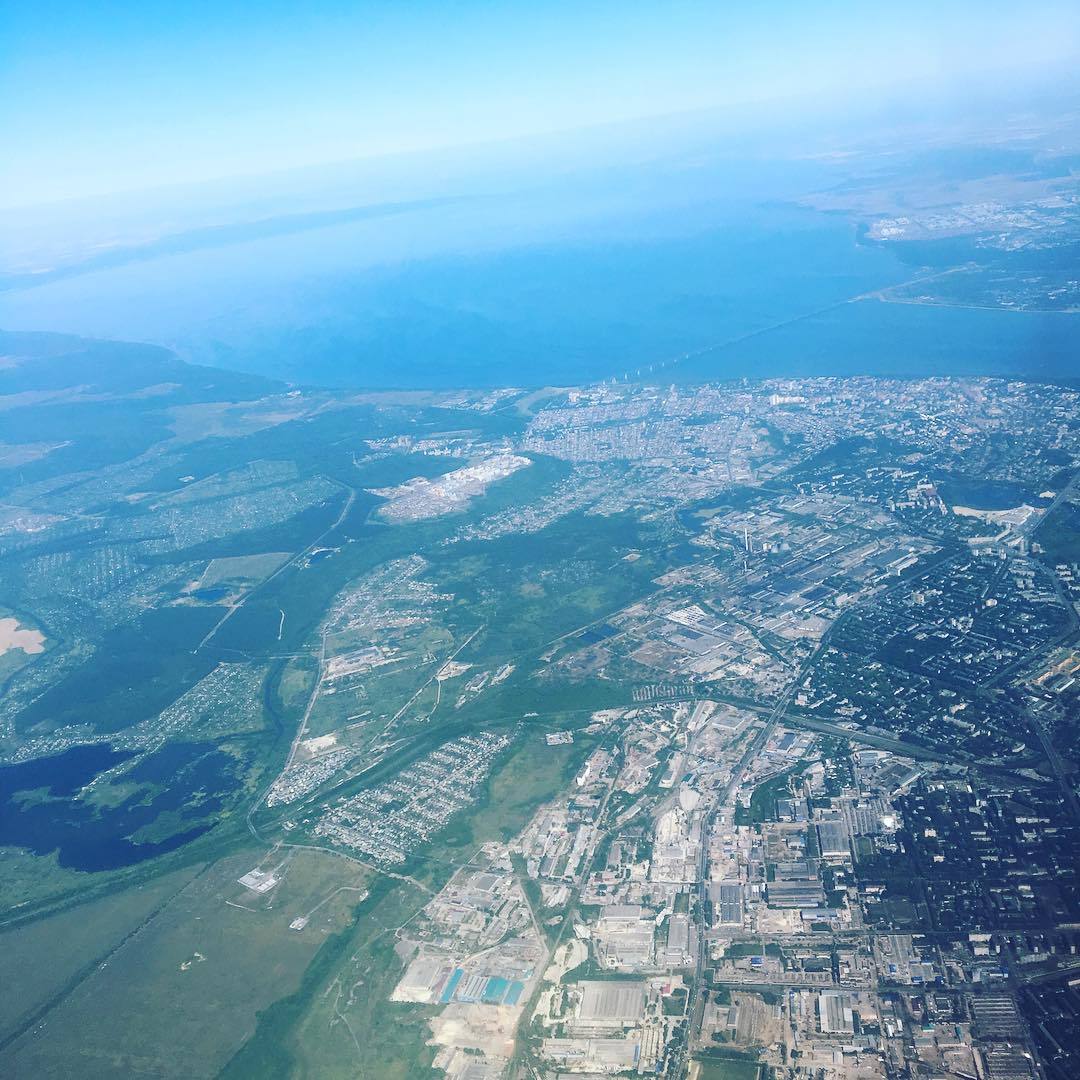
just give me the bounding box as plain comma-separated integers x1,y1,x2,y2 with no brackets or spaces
4,0,1080,211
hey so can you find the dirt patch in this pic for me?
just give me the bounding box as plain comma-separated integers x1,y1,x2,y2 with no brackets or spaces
0,617,45,656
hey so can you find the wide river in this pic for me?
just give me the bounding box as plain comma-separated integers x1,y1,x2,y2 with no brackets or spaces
1,196,1075,388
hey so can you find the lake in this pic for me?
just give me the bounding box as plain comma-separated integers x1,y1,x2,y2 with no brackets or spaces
0,741,238,872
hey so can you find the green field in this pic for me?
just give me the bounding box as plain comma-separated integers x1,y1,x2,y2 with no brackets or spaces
198,551,291,588
0,862,204,1046
0,847,368,1078
693,1054,763,1080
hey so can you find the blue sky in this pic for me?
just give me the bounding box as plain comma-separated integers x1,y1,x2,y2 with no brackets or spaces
4,0,1079,208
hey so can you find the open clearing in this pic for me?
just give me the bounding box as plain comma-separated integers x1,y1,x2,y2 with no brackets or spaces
199,552,291,588
0,846,368,1079
691,1058,762,1080
0,863,204,1044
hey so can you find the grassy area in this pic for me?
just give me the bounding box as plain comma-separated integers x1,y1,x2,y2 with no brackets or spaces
245,877,440,1080
1036,499,1080,564
470,732,588,843
663,988,689,1016
0,846,365,1079
199,552,291,588
0,844,111,914
693,1055,763,1080
749,766,802,824
723,942,766,959
0,862,204,1046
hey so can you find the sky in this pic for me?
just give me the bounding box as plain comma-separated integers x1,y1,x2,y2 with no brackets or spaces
4,0,1080,209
